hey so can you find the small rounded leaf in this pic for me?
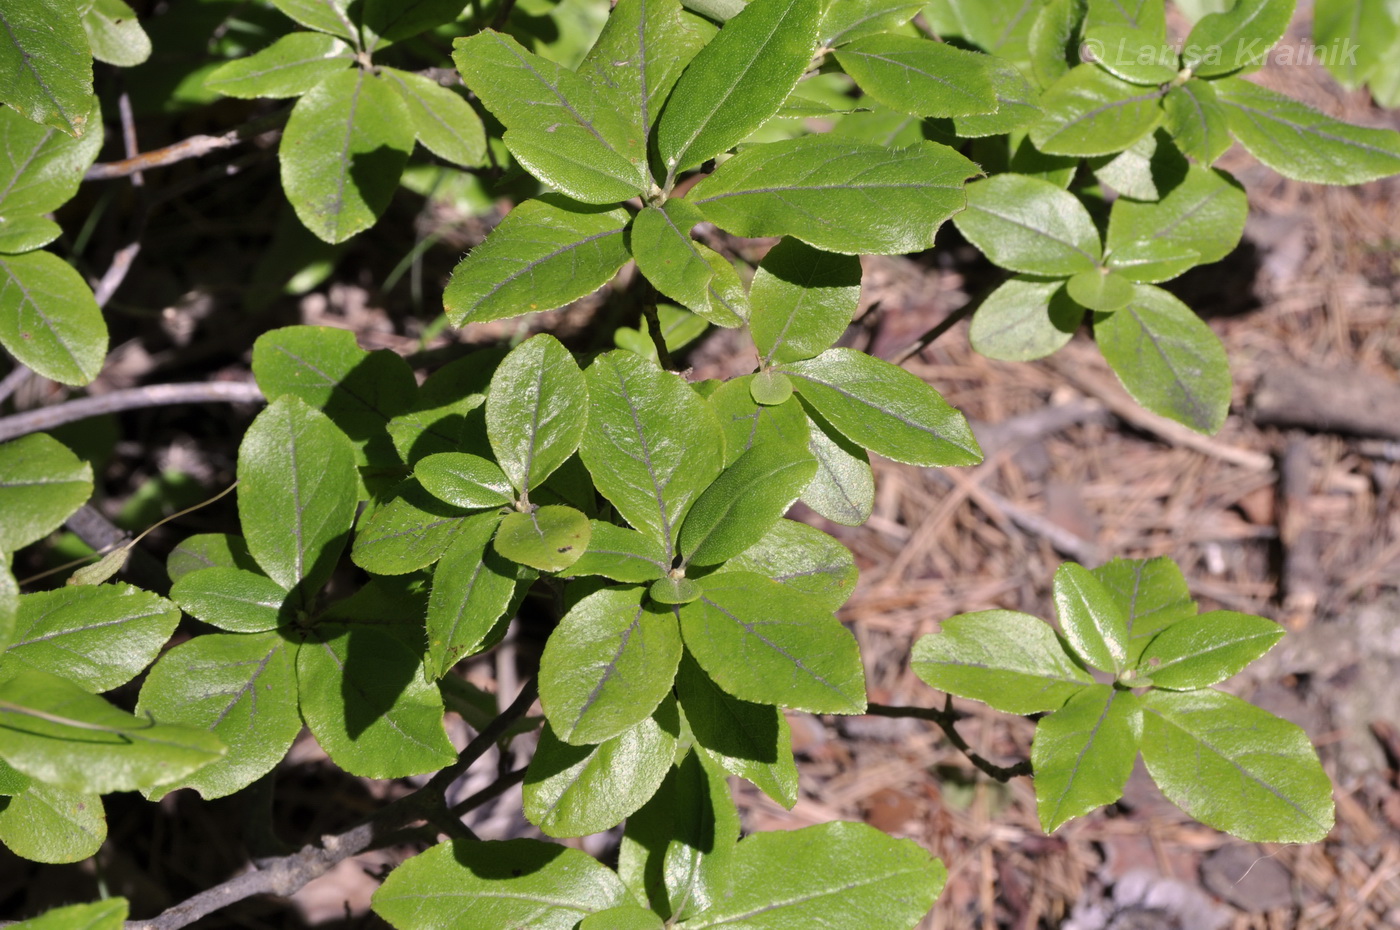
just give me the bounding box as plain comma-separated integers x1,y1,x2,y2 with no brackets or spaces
650,575,701,605
749,370,794,406
494,506,591,572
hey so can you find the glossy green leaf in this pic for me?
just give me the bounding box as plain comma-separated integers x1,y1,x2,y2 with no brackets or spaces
269,0,357,42
373,838,631,930
378,67,486,168
1085,0,1166,37
970,277,1082,362
166,533,259,583
1215,76,1400,185
0,251,106,386
351,482,488,575
679,571,865,714
0,567,16,658
445,197,631,325
415,453,513,510
238,396,358,595
0,0,94,136
1104,240,1202,284
783,348,982,467
6,584,180,692
1088,131,1182,201
0,433,92,553
801,412,874,527
1314,0,1399,89
638,751,739,921
495,506,591,572
7,900,127,930
688,137,979,255
912,610,1093,714
1105,164,1247,265
1030,65,1165,157
0,103,104,216
579,0,710,136
679,821,946,930
749,371,793,406
0,668,224,794
136,631,300,800
955,175,1102,276
1054,561,1130,673
568,522,669,582
821,0,923,46
79,0,148,67
0,781,104,863
279,69,414,243
1082,26,1178,84
388,348,499,464
925,0,1042,60
680,444,816,568
615,304,712,361
362,0,467,46
1028,0,1083,89
720,519,857,612
0,216,60,252
1163,79,1232,166
631,201,747,328
1182,0,1295,77
1067,269,1135,312
1033,685,1142,832
1141,689,1334,842
1092,556,1198,664
750,237,859,365
581,908,665,930
1095,284,1231,434
296,622,456,778
657,0,820,175
486,335,587,495
524,704,678,837
953,56,1041,138
1138,610,1283,689
708,377,810,467
836,34,997,118
650,576,702,605
540,585,682,745
426,515,516,679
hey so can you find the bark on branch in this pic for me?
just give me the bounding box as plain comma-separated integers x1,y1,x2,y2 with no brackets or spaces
0,381,265,443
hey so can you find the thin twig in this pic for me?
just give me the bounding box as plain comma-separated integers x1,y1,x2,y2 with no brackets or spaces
0,381,264,443
0,365,30,405
449,767,528,819
867,698,1033,782
490,0,518,29
426,677,539,797
639,285,675,370
891,289,987,365
85,109,289,181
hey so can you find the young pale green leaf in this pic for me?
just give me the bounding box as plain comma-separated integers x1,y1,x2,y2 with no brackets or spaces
1085,0,1166,37
1141,689,1334,842
0,781,104,863
1138,610,1283,689
268,0,357,42
540,586,682,745
678,821,946,930
296,622,456,778
836,34,998,118
166,533,259,583
487,334,587,494
708,377,811,467
426,516,517,679
1067,268,1136,312
445,197,631,326
1033,685,1142,832
675,653,798,807
581,351,724,555
1104,240,1202,284
0,0,94,136
688,137,979,255
568,522,669,582
680,444,816,568
970,277,1082,362
378,67,485,168
0,216,60,252
821,0,923,46
0,668,224,794
0,433,92,553
718,519,859,612
373,838,632,930
524,704,678,837
6,900,127,930
1105,164,1247,266
630,201,747,327
615,304,712,361
6,584,180,692
1054,562,1131,672
955,175,1103,276
1028,0,1083,89
0,104,104,216
1314,0,1399,89
351,483,490,575
912,610,1094,714
749,371,793,406
1030,65,1165,157
657,0,820,175
1092,556,1198,664
238,396,358,595
494,506,591,572
580,909,665,930
0,251,107,386
205,32,352,99
279,69,414,243
952,56,1041,138
750,237,860,365
679,571,865,714
1182,0,1295,77
801,412,874,527
1095,284,1231,434
135,631,300,800
783,348,982,467
651,576,702,605
1163,79,1233,166
1215,76,1400,185
414,453,513,510
453,31,645,202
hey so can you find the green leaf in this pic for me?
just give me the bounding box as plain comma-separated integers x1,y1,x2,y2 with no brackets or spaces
0,668,224,794
445,197,631,326
679,821,946,930
415,453,513,510
801,412,874,527
678,571,865,714
1071,268,1138,314
749,370,792,406
630,201,747,328
821,0,924,46
836,34,998,118
0,216,60,253
268,0,357,43
1032,685,1142,832
1314,0,1399,89
955,175,1103,276
0,101,104,216
1088,131,1185,201
679,444,816,568
135,631,300,800
650,576,702,605
688,137,979,255
635,751,739,921
657,0,821,175
1092,556,1198,664
540,585,682,745
0,0,95,136
1081,26,1179,84
952,56,1042,138
280,69,414,243
568,522,669,582
1140,689,1334,842
1030,65,1165,157
166,533,259,583
750,238,859,365
5,584,180,692
0,567,16,658
425,516,517,678
1215,76,1400,185
1028,0,1084,89
491,506,586,572
581,908,665,930
486,334,587,495
373,68,486,169
783,348,982,467
206,32,353,99
0,781,104,863
1094,284,1231,434
581,351,724,555
238,396,358,595
81,0,150,67
579,0,710,136
1163,79,1233,166
362,0,467,46
1182,0,1295,77
1104,240,1201,284
912,610,1093,714
388,348,499,464
0,251,107,386
718,518,858,611
524,703,678,837
925,0,1043,61
970,277,1083,362
616,304,712,360
0,433,92,553
296,622,456,778
709,377,810,467
1105,164,1247,266
453,30,646,202
1138,610,1283,689
1085,0,1166,37
351,482,488,575
373,838,631,930
6,901,127,930
1054,562,1130,672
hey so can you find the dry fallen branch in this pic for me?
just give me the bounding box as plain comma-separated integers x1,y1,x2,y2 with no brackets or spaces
0,381,265,443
